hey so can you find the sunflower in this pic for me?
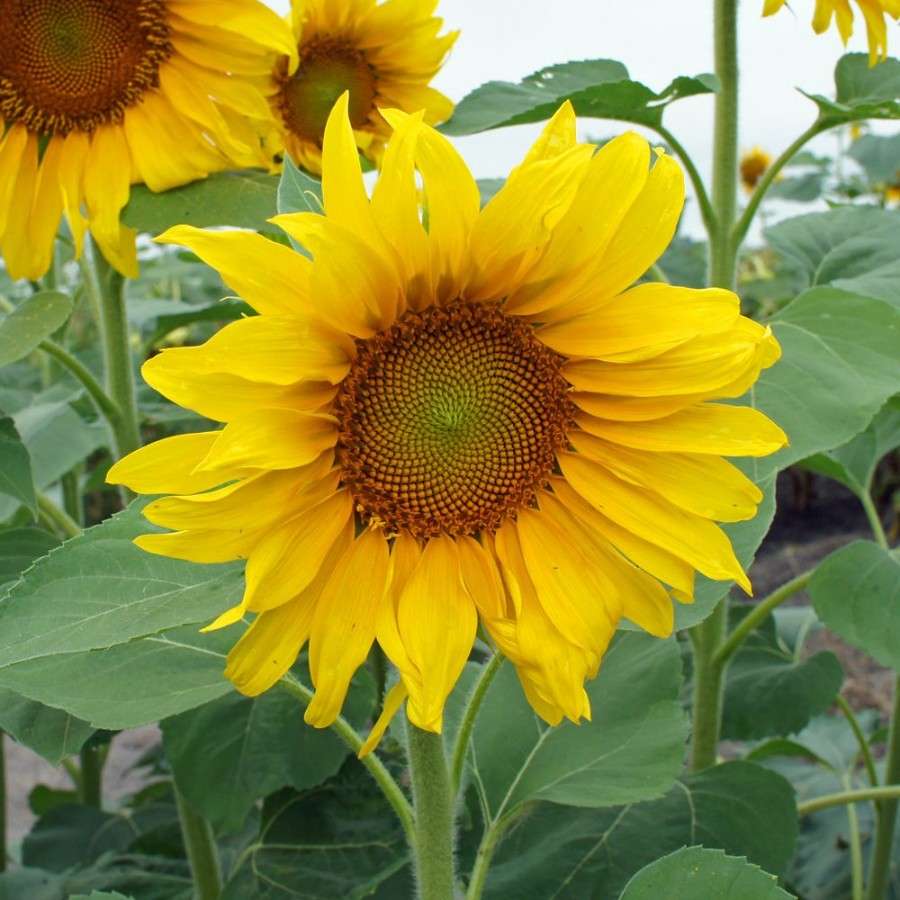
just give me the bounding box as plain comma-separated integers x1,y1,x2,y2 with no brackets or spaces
763,0,900,64
0,0,297,281
108,95,787,751
740,146,772,192
268,0,456,174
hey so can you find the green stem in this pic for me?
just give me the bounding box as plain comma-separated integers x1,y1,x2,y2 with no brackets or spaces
714,571,813,668
860,491,889,551
688,600,727,771
655,125,717,236
731,122,826,248
687,0,741,774
278,678,414,839
708,0,740,291
406,723,456,900
78,743,103,808
451,654,503,794
175,789,223,900
36,492,82,539
845,774,865,900
83,241,141,460
836,694,880,790
866,675,900,900
798,785,900,818
0,730,6,872
38,338,120,427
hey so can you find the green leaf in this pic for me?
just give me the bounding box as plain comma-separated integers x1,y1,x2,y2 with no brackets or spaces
847,131,900,184
479,761,797,899
765,206,900,306
222,763,410,900
803,53,900,123
23,804,136,873
722,622,843,741
765,172,824,202
0,291,73,369
0,527,60,594
441,59,717,135
0,501,246,727
13,399,106,491
753,288,900,477
0,687,93,764
162,667,376,835
620,847,794,899
122,171,280,235
809,541,900,670
803,396,900,502
469,633,686,822
0,417,36,515
277,155,323,216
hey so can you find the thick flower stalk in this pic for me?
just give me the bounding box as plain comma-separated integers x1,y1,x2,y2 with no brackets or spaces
763,0,900,64
268,0,456,173
0,0,297,280
108,95,787,751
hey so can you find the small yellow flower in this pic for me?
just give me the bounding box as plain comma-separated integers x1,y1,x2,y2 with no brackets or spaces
763,0,900,64
740,147,773,192
268,0,456,174
109,96,787,750
0,0,296,281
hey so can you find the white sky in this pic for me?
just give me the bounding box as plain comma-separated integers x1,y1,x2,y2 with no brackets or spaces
269,0,898,236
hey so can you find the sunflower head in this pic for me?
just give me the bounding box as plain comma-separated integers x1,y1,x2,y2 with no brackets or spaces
271,0,457,173
0,0,295,280
740,146,772,192
109,94,787,750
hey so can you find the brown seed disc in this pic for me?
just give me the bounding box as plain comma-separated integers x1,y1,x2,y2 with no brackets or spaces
334,302,574,538
276,35,377,148
0,0,171,135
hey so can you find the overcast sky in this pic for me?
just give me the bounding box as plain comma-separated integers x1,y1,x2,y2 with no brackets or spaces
269,0,897,236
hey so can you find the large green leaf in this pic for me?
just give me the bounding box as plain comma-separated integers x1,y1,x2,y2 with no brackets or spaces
222,764,411,900
469,633,685,823
620,847,794,899
765,207,900,306
847,131,900,184
0,417,36,515
722,609,843,741
277,155,324,216
753,288,900,477
0,526,59,595
809,541,900,670
478,761,797,899
162,668,376,835
441,59,717,135
0,687,93,764
803,397,900,505
0,291,73,369
0,501,247,727
122,171,280,235
803,53,900,124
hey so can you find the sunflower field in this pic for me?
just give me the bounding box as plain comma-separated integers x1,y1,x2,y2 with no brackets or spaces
0,0,899,898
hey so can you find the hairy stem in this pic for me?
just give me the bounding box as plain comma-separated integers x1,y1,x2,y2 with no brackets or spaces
407,723,456,900
175,789,223,900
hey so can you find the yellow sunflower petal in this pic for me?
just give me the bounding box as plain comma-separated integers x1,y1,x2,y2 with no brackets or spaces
106,432,225,495
194,409,337,473
154,226,316,318
243,489,354,613
576,403,789,457
558,451,751,591
570,429,762,522
395,537,478,731
306,528,389,727
542,284,739,361
358,680,410,757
